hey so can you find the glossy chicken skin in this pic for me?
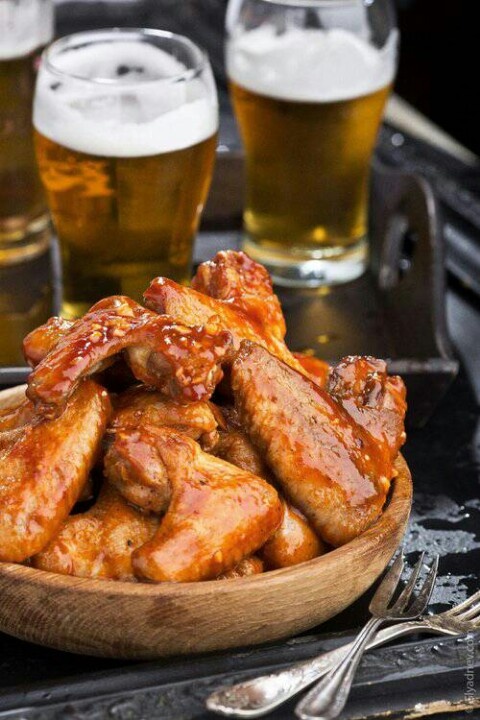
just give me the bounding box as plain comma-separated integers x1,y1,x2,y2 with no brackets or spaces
105,390,224,512
293,353,330,388
261,500,325,570
27,296,233,414
126,427,282,582
33,483,158,581
0,397,35,432
111,386,221,451
144,266,305,376
328,356,407,462
212,406,323,567
0,398,36,453
23,316,74,367
0,380,110,562
191,253,330,393
212,421,270,478
0,429,22,455
192,251,286,342
105,427,173,514
217,556,264,580
232,342,398,547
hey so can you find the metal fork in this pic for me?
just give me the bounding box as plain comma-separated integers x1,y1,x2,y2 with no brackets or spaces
207,553,462,718
294,553,438,719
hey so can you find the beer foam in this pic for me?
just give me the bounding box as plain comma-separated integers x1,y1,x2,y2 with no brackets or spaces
33,41,218,157
0,0,53,60
227,26,397,103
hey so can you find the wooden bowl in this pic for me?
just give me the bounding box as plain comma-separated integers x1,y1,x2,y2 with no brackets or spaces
0,385,412,660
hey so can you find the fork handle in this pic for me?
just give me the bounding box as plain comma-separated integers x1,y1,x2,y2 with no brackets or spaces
205,622,454,718
295,617,383,720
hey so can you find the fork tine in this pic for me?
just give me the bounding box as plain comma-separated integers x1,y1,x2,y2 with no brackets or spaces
393,552,426,612
370,553,404,614
447,590,480,617
407,555,439,617
456,601,480,621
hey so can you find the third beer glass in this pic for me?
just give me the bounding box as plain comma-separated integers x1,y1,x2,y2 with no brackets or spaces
34,29,218,318
0,0,53,263
226,0,398,286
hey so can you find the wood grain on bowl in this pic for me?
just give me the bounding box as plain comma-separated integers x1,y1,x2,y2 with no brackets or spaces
0,385,412,660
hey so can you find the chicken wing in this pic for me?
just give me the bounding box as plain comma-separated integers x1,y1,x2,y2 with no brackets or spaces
293,352,330,388
191,251,334,389
105,389,225,512
212,418,270,478
0,380,110,562
212,405,323,568
105,426,172,514
27,296,233,414
118,427,282,582
23,316,74,367
260,500,325,570
0,398,36,454
144,278,305,375
191,250,286,342
231,342,399,547
111,386,222,450
217,556,264,580
24,316,137,392
328,356,407,461
33,483,158,581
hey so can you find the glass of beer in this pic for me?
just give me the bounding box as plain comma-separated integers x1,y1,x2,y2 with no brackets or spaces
226,0,398,286
0,0,53,264
34,29,218,318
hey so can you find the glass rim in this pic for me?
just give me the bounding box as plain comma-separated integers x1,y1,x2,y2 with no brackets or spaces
43,28,209,86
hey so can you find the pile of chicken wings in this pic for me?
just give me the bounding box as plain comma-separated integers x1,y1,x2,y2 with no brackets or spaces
0,252,407,583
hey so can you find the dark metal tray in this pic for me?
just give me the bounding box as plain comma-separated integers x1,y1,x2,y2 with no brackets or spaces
0,157,459,427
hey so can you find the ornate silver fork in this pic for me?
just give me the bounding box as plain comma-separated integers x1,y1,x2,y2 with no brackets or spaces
207,553,470,718
295,553,438,719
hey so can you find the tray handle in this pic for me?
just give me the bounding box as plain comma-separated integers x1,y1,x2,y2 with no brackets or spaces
370,162,459,425
370,161,457,364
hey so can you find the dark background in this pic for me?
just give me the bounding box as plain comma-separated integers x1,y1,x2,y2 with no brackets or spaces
395,0,476,154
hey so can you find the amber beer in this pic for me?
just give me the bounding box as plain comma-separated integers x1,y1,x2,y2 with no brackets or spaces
227,24,398,285
0,0,53,263
33,30,218,318
230,81,391,257
34,133,217,318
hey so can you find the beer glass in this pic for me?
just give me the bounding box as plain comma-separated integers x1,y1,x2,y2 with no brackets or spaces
226,0,398,286
0,0,53,264
34,29,218,318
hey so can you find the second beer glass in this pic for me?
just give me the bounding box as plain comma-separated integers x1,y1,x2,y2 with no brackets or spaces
34,29,218,318
226,0,398,286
